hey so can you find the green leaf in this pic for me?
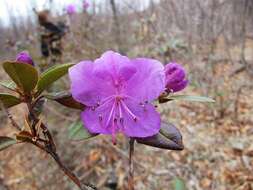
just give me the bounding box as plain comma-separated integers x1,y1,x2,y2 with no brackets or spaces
172,178,186,190
136,122,184,150
3,61,38,93
36,63,74,95
68,121,98,141
0,80,16,91
0,136,16,151
0,93,21,109
160,95,215,103
45,91,84,110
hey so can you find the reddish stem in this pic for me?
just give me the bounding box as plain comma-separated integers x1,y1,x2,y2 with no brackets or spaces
128,138,135,190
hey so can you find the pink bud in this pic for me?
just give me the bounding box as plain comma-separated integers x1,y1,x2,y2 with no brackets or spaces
165,62,188,93
66,4,76,15
16,51,34,66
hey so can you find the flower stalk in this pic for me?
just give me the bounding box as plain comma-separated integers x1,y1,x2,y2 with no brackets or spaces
128,138,135,190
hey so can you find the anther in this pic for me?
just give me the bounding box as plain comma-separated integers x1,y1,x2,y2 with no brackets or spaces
99,115,103,121
120,118,124,124
140,104,145,108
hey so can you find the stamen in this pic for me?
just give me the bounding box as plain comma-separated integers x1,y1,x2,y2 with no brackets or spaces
121,101,138,122
97,95,115,109
105,101,116,127
117,102,125,130
139,102,145,108
111,127,117,145
99,114,103,121
112,109,117,145
123,94,138,102
118,101,123,121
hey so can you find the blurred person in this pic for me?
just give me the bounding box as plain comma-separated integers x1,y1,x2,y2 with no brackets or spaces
35,10,68,68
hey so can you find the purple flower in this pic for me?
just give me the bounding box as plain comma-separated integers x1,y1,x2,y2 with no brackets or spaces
69,51,165,141
66,4,76,15
83,0,89,10
16,51,34,66
165,62,188,93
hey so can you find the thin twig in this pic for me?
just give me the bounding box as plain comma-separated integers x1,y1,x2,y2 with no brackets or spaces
105,139,147,170
27,101,57,151
128,138,135,190
31,140,95,190
48,150,87,190
0,100,21,131
26,101,96,190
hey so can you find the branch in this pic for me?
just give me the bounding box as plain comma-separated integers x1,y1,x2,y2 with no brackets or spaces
128,138,135,190
26,101,96,190
48,149,96,190
0,100,21,131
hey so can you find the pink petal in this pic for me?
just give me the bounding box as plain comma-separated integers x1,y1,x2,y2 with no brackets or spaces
93,51,137,89
125,58,165,103
81,100,117,135
94,51,132,77
69,61,115,106
120,100,161,137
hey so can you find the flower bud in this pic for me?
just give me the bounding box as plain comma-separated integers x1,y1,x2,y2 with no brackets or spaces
165,62,188,93
66,4,76,15
16,51,34,66
83,0,89,10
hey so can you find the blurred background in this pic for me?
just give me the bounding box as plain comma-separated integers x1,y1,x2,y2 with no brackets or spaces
0,0,253,189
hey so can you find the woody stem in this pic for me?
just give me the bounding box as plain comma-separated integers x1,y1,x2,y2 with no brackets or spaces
27,99,96,190
128,138,135,190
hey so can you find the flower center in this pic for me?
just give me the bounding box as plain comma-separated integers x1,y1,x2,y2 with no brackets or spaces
92,95,149,125
90,94,148,143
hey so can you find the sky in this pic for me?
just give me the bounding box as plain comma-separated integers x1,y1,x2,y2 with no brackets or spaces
0,0,157,27
0,0,73,26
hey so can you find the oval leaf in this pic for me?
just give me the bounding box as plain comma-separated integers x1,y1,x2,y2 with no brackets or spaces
0,136,16,151
136,122,184,150
68,121,98,141
45,91,84,110
160,95,215,103
0,93,21,109
36,63,74,95
0,80,16,91
3,61,38,93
